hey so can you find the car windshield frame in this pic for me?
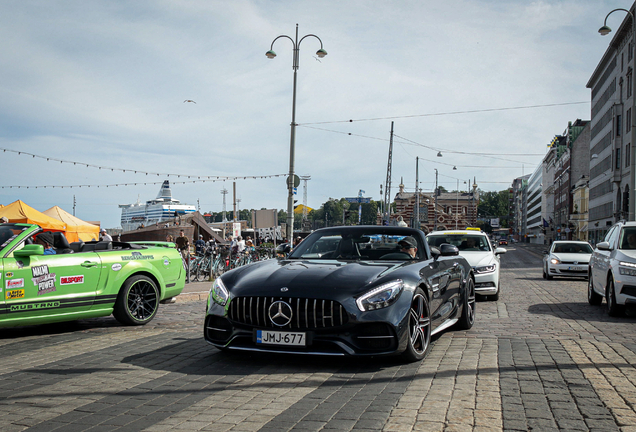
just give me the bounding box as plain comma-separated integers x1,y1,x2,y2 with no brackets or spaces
551,242,593,254
288,228,424,261
426,233,491,252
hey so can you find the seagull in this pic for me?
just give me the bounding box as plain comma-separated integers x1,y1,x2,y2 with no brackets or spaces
183,100,196,104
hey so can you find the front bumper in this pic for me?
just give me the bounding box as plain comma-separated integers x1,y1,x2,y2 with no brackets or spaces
474,272,498,295
548,263,588,277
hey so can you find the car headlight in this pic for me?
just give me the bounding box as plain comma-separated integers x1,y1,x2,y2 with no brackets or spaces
550,258,561,265
619,262,636,276
474,264,496,274
356,280,404,312
210,277,229,306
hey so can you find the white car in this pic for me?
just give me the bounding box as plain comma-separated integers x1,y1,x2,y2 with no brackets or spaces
426,230,506,300
542,241,593,280
589,221,636,316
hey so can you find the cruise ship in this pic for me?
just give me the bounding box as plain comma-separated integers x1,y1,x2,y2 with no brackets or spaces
119,181,196,232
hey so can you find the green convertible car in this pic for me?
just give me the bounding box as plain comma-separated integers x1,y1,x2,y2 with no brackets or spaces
0,223,185,328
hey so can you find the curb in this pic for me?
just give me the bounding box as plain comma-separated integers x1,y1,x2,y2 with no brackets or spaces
175,291,208,303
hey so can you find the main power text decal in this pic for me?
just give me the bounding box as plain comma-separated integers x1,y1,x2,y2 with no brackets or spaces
32,264,56,295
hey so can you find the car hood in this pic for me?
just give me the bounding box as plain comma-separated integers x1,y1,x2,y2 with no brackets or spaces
552,253,591,263
221,258,411,298
616,250,636,261
458,251,495,267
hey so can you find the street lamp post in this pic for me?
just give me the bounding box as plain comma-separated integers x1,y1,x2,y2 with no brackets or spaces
266,24,327,243
599,8,636,221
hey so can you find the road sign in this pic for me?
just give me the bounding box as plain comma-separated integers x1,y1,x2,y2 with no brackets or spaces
286,175,300,188
345,197,371,204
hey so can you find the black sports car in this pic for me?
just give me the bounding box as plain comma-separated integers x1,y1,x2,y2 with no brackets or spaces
204,226,475,362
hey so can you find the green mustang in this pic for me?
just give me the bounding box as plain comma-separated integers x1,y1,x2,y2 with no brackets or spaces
0,223,185,327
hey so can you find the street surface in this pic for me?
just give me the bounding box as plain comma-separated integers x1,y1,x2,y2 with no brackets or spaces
1,245,636,432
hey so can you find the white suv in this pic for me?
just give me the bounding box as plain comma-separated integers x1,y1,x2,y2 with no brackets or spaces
426,230,506,300
589,221,636,316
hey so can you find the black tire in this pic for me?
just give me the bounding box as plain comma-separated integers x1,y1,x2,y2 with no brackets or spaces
588,273,602,305
113,275,160,325
456,278,475,330
606,277,624,317
401,288,431,362
542,265,547,279
545,264,553,280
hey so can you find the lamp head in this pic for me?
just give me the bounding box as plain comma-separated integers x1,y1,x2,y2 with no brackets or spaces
316,48,328,58
453,166,457,170
266,50,277,59
599,25,612,36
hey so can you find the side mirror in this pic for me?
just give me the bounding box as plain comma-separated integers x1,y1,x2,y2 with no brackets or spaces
597,241,611,251
430,246,440,260
440,244,459,257
14,244,44,257
495,248,507,255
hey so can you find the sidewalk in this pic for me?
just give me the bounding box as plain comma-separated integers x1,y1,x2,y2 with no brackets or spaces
168,279,212,303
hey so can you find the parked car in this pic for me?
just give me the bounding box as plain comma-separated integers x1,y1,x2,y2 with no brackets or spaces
589,221,636,316
0,223,185,328
204,226,475,362
542,240,593,280
426,230,506,300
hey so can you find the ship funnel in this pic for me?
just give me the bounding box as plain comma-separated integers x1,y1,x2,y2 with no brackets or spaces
156,180,173,200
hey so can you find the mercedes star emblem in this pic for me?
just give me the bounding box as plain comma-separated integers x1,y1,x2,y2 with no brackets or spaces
268,301,293,327
281,287,289,292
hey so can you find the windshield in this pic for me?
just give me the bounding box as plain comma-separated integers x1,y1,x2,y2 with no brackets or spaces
288,230,422,260
551,242,593,254
619,227,636,250
426,234,491,252
0,224,29,249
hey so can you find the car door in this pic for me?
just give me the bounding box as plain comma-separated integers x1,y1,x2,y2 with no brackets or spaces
422,254,455,322
594,226,618,293
2,244,102,325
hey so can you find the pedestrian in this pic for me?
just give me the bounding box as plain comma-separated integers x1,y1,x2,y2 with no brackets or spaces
0,217,8,223
166,234,174,242
100,229,113,241
195,234,206,255
175,230,190,283
396,216,408,227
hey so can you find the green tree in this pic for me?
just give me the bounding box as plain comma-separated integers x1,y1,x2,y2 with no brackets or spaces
477,190,511,228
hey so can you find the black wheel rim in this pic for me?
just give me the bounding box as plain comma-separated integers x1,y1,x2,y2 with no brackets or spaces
127,280,158,321
409,294,431,356
466,280,476,324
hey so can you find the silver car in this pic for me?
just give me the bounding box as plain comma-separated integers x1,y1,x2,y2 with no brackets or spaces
542,241,593,280
589,221,636,316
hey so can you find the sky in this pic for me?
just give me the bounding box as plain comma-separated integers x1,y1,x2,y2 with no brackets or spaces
0,0,629,228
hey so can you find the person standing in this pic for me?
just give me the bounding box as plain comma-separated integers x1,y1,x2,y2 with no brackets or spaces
175,230,190,283
100,229,113,241
195,234,206,255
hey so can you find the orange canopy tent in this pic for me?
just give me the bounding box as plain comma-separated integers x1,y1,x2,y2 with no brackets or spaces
0,200,66,231
43,206,99,243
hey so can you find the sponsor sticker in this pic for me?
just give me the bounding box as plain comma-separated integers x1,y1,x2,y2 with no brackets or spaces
60,275,84,285
163,258,170,266
31,264,56,295
6,278,24,289
6,289,25,300
112,263,122,271
5,272,13,278
121,251,154,261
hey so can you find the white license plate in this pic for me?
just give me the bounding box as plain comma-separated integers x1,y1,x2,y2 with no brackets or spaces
256,330,306,346
568,266,584,271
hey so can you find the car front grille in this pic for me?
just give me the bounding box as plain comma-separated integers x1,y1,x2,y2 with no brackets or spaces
228,296,349,330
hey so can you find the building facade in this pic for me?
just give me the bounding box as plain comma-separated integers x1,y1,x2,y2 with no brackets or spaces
587,4,635,243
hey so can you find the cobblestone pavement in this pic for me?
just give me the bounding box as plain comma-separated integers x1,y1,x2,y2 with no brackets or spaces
1,246,636,431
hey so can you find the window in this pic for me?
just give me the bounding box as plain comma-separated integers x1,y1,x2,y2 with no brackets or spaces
617,148,622,169
627,144,631,168
630,42,634,62
628,108,632,133
617,115,622,136
628,69,633,98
